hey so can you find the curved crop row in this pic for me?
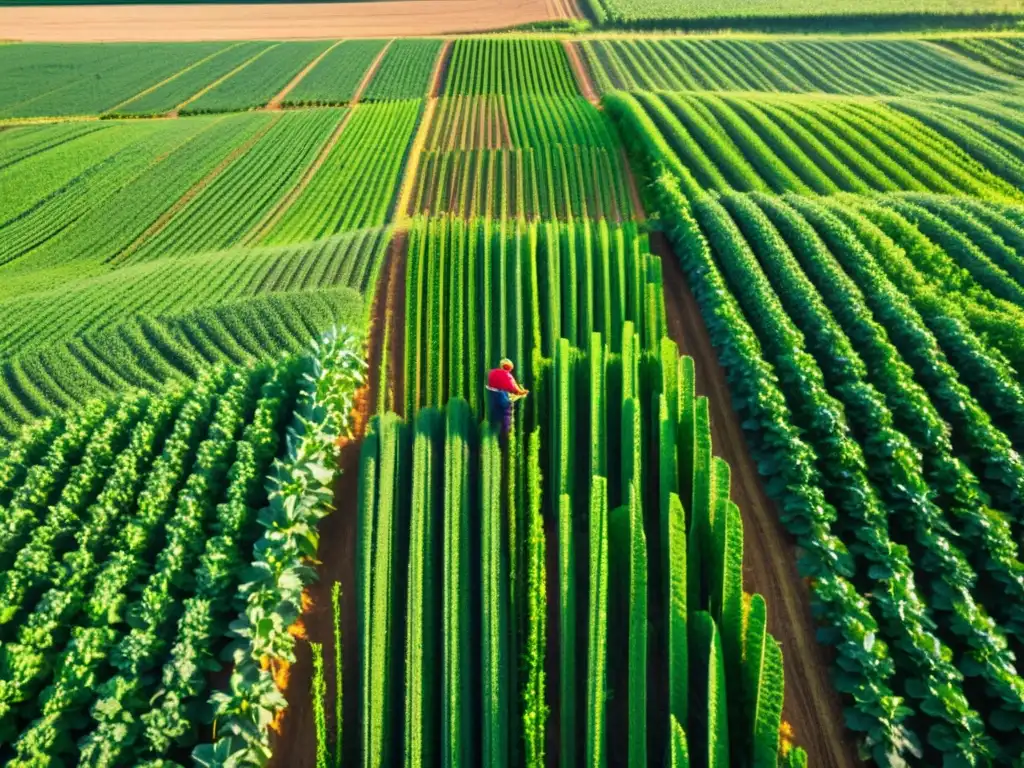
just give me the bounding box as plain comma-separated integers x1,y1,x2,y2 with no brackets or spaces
579,37,1018,95
0,288,365,437
0,225,388,359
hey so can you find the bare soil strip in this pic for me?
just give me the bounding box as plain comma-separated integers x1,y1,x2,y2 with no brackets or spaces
170,43,277,115
268,227,405,768
111,113,279,263
347,37,396,105
620,147,646,222
393,98,439,227
382,232,408,415
266,39,343,110
652,232,859,768
108,42,242,114
430,39,454,99
0,0,559,43
563,40,599,104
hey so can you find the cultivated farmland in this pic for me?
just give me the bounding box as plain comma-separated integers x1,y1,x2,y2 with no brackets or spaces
1,22,1024,768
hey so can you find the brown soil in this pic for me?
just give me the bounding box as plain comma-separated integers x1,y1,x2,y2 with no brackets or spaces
382,232,409,416
268,212,400,768
620,147,645,222
0,0,561,42
563,40,599,104
651,231,860,768
265,39,342,110
430,39,454,98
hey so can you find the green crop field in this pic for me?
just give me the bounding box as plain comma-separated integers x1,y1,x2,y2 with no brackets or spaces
581,0,1024,27
1,20,1024,768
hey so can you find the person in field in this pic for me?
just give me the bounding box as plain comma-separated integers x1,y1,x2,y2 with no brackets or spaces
486,358,528,437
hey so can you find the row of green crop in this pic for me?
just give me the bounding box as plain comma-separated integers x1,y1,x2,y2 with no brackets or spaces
935,36,1024,78
444,39,580,98
0,358,286,763
0,329,364,767
125,109,342,262
402,215,664,416
282,39,387,107
110,42,272,117
181,40,334,114
424,93,627,153
411,145,630,221
578,36,1019,96
415,94,635,222
610,91,1021,202
361,39,444,102
0,226,389,361
2,225,380,354
0,42,229,118
889,97,1024,188
0,122,106,171
0,113,272,280
352,324,807,765
0,289,365,437
263,100,422,244
0,116,235,271
195,329,366,766
616,89,1024,760
1,123,138,225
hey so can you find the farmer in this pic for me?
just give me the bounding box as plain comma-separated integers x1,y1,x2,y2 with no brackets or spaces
486,358,528,437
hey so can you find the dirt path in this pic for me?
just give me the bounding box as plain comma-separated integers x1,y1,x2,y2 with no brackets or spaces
430,40,454,99
268,225,400,768
620,147,646,222
382,233,409,416
0,0,559,42
563,40,599,104
393,98,439,226
651,233,859,768
266,39,343,110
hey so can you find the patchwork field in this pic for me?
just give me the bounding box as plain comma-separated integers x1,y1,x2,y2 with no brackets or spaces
1,22,1024,768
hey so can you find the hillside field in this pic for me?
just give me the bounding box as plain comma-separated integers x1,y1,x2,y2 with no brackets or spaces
1,21,1024,768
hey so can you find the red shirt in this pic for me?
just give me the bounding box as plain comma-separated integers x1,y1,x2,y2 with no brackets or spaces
488,368,525,395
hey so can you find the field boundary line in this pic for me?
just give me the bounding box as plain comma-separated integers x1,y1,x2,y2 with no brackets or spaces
429,39,453,98
244,107,356,244
563,40,598,103
266,39,344,110
620,146,645,222
170,42,278,116
392,98,438,230
106,42,243,115
347,38,395,106
110,113,280,265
